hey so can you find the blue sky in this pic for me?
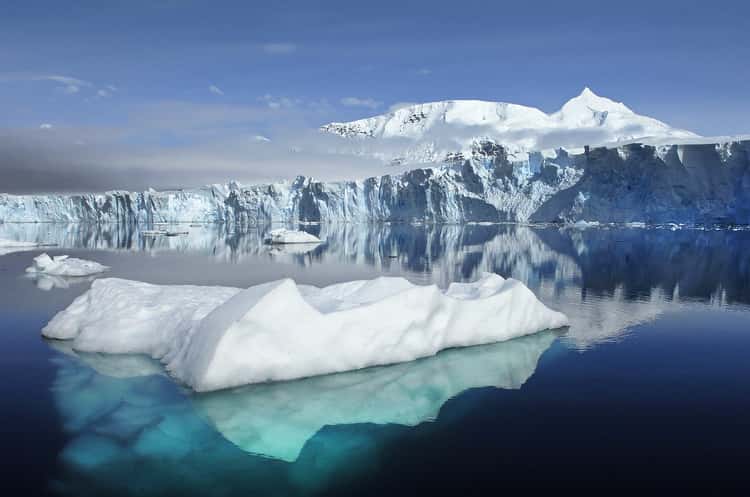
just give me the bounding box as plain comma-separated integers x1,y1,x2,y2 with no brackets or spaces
1,0,749,191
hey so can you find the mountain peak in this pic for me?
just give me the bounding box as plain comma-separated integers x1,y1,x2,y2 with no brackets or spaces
559,87,632,115
580,86,596,97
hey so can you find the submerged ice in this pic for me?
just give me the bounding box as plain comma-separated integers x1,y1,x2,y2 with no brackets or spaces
43,273,567,391
194,331,556,461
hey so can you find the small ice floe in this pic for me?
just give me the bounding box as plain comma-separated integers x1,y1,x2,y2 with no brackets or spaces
263,228,321,244
42,273,568,392
0,239,56,256
26,253,109,277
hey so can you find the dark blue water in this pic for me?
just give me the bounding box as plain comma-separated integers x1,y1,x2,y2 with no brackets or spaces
1,224,749,495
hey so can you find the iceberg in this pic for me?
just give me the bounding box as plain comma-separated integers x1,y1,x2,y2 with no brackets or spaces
43,273,568,391
26,253,109,277
263,228,321,244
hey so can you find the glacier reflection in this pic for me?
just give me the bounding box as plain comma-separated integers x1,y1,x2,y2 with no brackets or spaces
14,221,750,349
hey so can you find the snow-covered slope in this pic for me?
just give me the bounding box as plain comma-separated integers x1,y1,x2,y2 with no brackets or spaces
321,88,698,164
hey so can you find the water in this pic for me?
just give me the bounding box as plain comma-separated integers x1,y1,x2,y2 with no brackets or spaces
1,223,749,495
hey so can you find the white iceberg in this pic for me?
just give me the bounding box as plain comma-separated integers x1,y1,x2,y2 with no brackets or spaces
26,253,109,277
43,273,568,392
0,238,54,256
263,228,321,244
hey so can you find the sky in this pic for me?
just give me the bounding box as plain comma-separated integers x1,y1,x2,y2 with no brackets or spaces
1,0,749,193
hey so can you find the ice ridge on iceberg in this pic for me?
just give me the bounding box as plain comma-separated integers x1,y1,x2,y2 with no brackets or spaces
43,274,568,392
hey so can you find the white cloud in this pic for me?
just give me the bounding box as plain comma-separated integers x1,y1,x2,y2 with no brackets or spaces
262,43,297,55
209,85,225,96
35,75,92,94
340,97,382,109
39,123,53,129
258,94,301,110
0,73,113,98
415,68,432,76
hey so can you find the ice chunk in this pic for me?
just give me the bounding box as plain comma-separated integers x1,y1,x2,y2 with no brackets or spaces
26,253,109,276
263,229,321,244
44,273,567,392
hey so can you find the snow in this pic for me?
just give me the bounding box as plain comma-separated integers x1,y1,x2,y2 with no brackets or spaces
321,87,699,165
26,253,109,276
263,228,321,244
43,273,568,392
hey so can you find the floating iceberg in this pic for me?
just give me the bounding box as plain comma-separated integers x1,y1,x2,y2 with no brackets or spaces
263,229,321,244
43,273,568,391
26,253,109,277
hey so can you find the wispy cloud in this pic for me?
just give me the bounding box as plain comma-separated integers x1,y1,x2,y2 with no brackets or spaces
340,96,382,109
209,84,225,96
39,123,53,129
415,68,432,76
33,75,92,94
261,42,297,55
258,94,300,109
0,73,115,98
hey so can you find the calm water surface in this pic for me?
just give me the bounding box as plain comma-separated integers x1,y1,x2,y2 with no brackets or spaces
1,223,749,495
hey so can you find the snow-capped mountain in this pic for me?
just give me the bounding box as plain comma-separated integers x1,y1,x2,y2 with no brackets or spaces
321,88,699,164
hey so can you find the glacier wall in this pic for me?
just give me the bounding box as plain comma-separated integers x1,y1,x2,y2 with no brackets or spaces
1,140,748,224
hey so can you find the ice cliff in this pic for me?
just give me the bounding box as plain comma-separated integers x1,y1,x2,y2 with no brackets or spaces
1,140,749,225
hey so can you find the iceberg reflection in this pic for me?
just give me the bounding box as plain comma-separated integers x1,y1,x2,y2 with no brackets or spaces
48,331,555,483
192,331,556,461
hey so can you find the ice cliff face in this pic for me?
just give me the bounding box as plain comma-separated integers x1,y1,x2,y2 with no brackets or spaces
1,140,749,225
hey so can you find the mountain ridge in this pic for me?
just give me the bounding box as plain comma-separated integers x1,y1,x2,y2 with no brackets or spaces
321,88,699,164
